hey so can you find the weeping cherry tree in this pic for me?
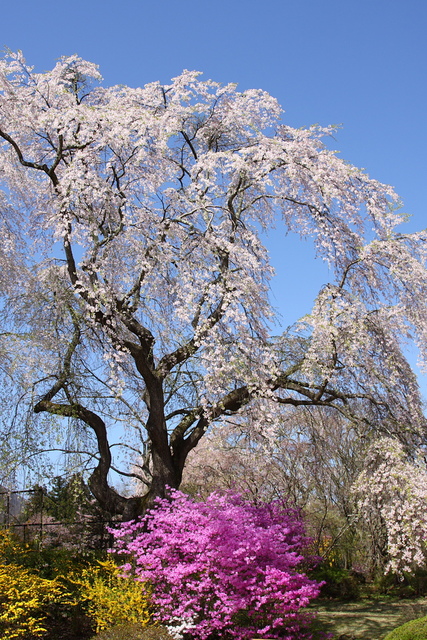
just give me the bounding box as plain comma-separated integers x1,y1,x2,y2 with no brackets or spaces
1,51,427,519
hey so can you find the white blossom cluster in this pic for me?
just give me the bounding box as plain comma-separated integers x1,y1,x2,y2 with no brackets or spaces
354,438,427,574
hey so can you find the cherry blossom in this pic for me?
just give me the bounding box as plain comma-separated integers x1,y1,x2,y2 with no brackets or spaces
0,51,426,517
354,437,427,574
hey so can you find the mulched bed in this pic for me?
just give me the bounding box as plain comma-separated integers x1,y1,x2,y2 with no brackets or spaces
37,611,94,640
40,618,174,640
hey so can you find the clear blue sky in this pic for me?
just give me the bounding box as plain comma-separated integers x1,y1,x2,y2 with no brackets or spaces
2,0,427,368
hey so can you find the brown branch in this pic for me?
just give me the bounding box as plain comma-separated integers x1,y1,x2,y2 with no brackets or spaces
33,399,144,518
0,128,59,186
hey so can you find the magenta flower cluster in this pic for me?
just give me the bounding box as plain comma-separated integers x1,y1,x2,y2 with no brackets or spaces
111,490,321,640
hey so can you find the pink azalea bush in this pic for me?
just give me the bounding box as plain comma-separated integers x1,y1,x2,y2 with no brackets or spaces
110,490,322,640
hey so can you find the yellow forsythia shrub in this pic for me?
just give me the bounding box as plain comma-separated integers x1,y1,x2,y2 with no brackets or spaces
0,561,63,640
0,529,65,639
0,528,30,565
70,558,151,633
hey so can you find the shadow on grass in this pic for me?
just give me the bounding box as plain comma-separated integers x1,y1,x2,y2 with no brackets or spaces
309,598,427,640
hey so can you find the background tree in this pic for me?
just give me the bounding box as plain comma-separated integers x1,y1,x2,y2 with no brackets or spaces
1,51,427,519
25,474,97,523
181,407,370,569
22,474,113,549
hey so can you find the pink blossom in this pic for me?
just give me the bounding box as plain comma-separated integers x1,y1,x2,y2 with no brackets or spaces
110,490,321,640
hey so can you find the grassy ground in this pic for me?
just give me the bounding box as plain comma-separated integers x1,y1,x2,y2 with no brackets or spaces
310,597,427,639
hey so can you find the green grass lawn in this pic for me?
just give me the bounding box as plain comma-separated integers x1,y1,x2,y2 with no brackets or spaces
309,598,427,639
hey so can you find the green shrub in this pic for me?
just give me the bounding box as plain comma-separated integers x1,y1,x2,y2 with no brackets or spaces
310,565,361,600
0,526,102,580
21,544,100,579
408,569,427,597
383,615,427,639
368,570,427,598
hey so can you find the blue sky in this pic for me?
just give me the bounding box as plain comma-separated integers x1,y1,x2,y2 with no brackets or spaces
2,0,427,374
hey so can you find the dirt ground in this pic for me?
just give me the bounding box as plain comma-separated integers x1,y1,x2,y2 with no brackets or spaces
311,597,427,639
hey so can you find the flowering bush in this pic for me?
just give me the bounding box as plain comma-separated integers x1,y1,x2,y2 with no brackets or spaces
0,562,64,639
0,528,152,638
0,530,64,639
111,490,322,640
69,558,151,633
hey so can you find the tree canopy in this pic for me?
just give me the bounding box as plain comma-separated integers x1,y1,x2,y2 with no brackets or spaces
0,51,426,518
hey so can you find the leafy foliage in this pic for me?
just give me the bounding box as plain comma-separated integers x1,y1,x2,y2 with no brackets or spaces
0,562,64,639
23,474,114,550
309,565,361,600
25,475,94,523
383,615,427,640
0,528,154,638
111,489,322,640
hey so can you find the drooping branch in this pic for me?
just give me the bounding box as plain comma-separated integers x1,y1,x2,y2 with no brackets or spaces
33,398,144,518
